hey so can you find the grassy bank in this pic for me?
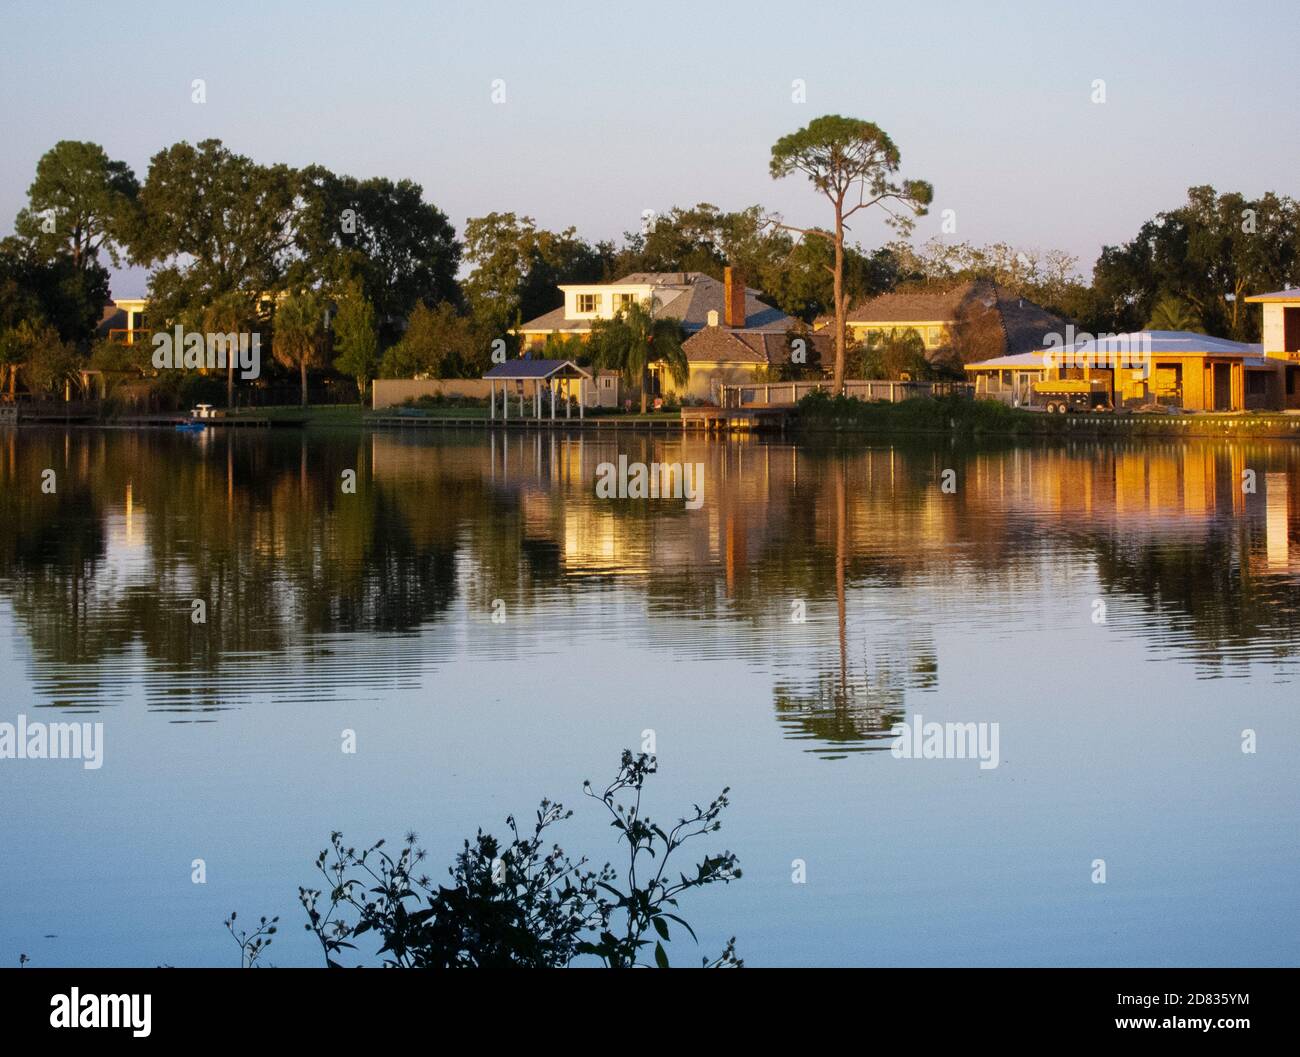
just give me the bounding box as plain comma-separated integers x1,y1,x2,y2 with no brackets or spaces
793,392,1300,439
227,404,367,426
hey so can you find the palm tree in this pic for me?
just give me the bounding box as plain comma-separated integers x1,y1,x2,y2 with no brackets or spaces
273,290,325,407
1146,296,1204,333
203,292,248,410
588,299,688,413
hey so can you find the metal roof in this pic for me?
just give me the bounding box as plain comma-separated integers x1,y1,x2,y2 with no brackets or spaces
963,351,1047,370
1045,331,1261,356
482,359,592,380
966,331,1268,370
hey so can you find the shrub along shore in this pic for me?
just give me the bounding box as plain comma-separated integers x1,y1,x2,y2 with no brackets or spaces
792,393,1300,439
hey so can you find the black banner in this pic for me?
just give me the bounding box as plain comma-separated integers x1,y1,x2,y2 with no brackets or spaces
0,967,1291,1043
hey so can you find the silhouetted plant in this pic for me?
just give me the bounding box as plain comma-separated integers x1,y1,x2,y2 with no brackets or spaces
294,751,741,967
224,911,278,968
579,751,740,967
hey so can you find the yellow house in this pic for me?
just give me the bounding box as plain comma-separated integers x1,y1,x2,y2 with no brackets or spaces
819,280,1069,366
965,330,1282,412
669,324,830,403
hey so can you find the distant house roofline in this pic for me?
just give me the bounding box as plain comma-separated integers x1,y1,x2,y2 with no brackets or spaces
1244,289,1300,303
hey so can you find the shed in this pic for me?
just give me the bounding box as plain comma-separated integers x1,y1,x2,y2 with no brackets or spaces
482,359,594,420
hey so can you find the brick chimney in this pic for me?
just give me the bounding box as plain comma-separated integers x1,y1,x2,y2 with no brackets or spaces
723,267,745,328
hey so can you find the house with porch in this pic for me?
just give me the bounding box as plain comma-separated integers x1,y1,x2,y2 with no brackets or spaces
965,330,1281,412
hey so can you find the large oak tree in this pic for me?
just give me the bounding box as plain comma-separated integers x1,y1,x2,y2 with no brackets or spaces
128,139,297,330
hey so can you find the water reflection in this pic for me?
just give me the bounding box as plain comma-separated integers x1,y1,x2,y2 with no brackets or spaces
1,427,1298,752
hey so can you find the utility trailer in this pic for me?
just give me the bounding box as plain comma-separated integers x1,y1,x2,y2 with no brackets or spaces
1033,378,1113,414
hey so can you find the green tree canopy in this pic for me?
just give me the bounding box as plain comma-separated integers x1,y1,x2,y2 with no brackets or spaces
379,301,480,379
16,320,80,395
129,139,297,328
292,165,461,343
0,236,109,348
462,213,610,340
14,140,139,271
331,282,378,400
1093,186,1300,340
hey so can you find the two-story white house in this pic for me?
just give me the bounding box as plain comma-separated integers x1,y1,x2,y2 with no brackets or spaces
515,270,790,349
515,269,804,403
1245,289,1300,409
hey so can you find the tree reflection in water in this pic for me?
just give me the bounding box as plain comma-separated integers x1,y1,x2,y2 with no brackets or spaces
1,428,1298,753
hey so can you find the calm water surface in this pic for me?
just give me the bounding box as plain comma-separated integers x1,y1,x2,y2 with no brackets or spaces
1,426,1297,966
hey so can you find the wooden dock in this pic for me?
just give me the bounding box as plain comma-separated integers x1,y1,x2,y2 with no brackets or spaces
367,409,790,432
680,407,791,432
112,415,292,429
367,414,684,431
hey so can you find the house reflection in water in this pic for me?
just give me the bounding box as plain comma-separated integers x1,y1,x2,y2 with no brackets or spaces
5,428,1299,740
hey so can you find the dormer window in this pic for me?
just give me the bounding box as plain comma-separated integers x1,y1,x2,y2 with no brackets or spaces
577,293,602,314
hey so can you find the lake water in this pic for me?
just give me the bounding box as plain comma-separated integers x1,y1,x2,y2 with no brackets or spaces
1,426,1296,967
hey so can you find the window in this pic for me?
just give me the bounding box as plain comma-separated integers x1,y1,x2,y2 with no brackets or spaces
614,293,636,311
576,293,601,313
1285,307,1300,352
602,377,613,389
1246,371,1269,397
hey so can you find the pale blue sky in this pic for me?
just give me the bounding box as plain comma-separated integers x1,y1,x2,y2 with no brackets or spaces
3,0,1297,297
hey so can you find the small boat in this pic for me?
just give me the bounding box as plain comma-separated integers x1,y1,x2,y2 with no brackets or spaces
175,421,205,433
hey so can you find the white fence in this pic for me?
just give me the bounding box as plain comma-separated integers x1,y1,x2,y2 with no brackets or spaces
718,379,973,408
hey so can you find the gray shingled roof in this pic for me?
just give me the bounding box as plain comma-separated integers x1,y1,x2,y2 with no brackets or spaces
828,281,1070,361
843,281,986,324
518,273,791,334
683,327,832,365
